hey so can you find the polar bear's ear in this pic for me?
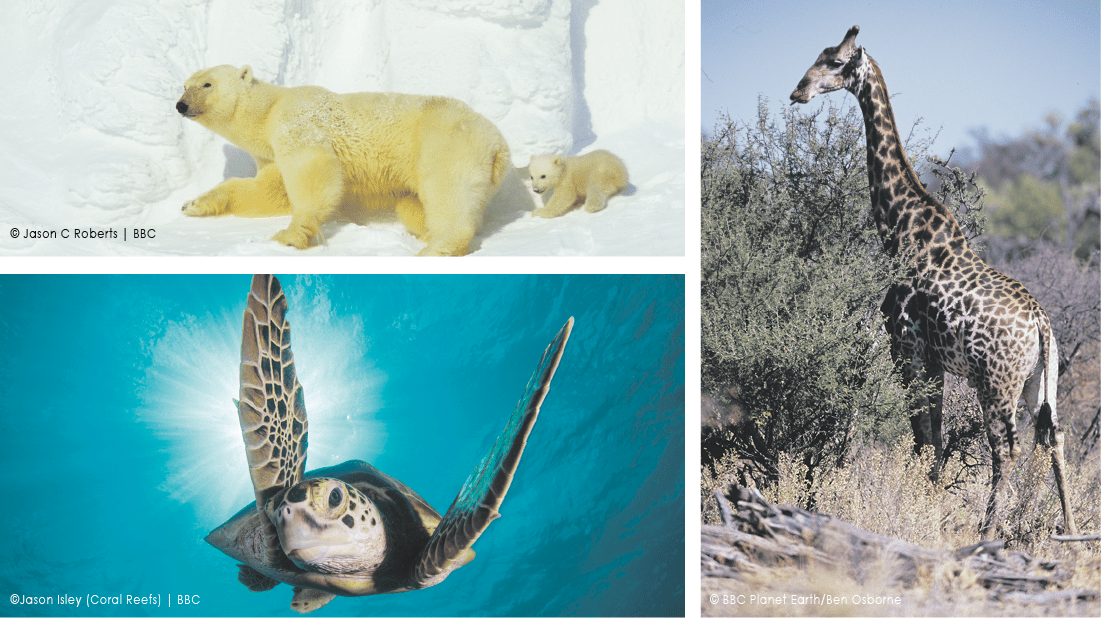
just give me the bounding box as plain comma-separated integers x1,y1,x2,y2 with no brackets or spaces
239,65,254,84
553,156,563,166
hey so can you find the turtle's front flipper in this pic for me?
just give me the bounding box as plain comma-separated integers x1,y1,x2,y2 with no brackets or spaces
236,564,280,592
237,274,309,567
290,587,335,613
411,318,574,587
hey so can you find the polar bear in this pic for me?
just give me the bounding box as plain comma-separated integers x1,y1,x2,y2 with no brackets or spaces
528,150,628,218
176,65,510,255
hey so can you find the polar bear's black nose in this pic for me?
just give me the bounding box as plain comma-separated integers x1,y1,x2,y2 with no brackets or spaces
176,100,188,114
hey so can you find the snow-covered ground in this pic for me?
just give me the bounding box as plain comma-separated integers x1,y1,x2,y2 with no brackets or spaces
0,0,684,256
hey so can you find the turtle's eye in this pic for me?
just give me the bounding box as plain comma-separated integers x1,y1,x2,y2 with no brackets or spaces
328,487,342,508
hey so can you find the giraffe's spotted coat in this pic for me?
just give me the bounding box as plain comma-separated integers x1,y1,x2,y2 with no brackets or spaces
790,25,1077,537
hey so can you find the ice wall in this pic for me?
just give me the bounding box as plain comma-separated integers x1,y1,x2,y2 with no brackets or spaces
200,0,575,163
581,0,684,135
0,0,683,231
1,2,208,223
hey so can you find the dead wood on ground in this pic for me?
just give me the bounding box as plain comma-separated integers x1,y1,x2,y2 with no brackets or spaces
703,485,1099,606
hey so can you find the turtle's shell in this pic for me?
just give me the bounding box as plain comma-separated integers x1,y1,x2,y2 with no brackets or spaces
206,275,572,613
206,460,453,597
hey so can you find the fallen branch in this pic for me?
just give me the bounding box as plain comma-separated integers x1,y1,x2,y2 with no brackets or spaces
704,484,1098,604
1051,534,1101,543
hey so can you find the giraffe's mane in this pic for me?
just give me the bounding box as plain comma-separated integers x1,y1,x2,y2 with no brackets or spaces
861,54,930,199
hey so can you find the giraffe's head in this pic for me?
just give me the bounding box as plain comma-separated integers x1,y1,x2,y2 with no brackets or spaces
790,25,864,104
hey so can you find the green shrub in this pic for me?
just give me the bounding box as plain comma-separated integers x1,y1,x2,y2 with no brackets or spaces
702,97,915,485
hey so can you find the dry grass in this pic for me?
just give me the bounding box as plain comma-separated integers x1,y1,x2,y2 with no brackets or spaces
702,558,992,617
702,437,1101,616
702,558,1094,617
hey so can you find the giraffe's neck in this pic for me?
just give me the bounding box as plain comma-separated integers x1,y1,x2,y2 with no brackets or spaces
847,53,972,267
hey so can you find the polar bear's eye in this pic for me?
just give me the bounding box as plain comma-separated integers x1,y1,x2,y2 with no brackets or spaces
203,83,212,88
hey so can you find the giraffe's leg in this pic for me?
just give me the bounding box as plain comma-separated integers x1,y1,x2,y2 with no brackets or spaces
883,287,947,478
908,412,930,452
927,371,945,475
897,353,926,452
1025,371,1078,535
981,447,1007,538
908,372,945,480
978,390,1020,538
900,355,945,479
1045,418,1078,535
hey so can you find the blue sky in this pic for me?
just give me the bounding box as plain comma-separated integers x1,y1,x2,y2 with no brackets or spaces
701,0,1101,158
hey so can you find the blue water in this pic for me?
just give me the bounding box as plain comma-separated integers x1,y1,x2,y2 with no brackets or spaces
0,275,684,617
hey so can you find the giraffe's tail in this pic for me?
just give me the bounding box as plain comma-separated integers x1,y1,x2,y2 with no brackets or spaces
1034,321,1060,448
1035,315,1078,536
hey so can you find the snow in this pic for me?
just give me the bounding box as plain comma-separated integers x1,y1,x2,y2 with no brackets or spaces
0,0,684,256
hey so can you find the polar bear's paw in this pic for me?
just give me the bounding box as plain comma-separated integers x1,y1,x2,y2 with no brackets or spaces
271,225,321,248
271,226,316,249
583,196,608,214
181,199,205,216
181,192,230,217
416,239,469,257
532,206,558,219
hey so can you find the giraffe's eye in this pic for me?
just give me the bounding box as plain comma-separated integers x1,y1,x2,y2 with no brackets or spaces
831,59,846,67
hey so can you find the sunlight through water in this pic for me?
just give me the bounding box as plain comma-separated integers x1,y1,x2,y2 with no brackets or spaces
136,278,386,530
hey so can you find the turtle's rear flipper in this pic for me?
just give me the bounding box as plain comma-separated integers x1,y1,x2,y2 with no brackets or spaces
238,274,309,568
236,564,280,592
411,318,573,587
290,587,335,614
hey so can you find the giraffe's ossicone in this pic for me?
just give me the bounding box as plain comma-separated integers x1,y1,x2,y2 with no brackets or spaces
790,26,1077,538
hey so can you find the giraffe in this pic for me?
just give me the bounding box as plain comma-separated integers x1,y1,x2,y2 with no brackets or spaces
789,25,1077,537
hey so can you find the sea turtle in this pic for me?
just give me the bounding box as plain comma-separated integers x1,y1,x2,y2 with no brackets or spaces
205,274,573,613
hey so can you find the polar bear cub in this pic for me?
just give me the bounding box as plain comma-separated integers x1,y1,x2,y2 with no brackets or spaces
176,65,510,256
529,150,628,218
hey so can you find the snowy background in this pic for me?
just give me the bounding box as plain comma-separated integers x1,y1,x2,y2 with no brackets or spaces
0,0,684,256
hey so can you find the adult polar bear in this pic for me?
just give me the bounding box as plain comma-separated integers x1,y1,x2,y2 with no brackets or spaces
176,65,510,255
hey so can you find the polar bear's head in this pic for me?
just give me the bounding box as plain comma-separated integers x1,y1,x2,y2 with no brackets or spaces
529,154,565,194
176,65,258,129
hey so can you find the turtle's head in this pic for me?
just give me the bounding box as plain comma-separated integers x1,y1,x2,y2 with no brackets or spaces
266,478,386,574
